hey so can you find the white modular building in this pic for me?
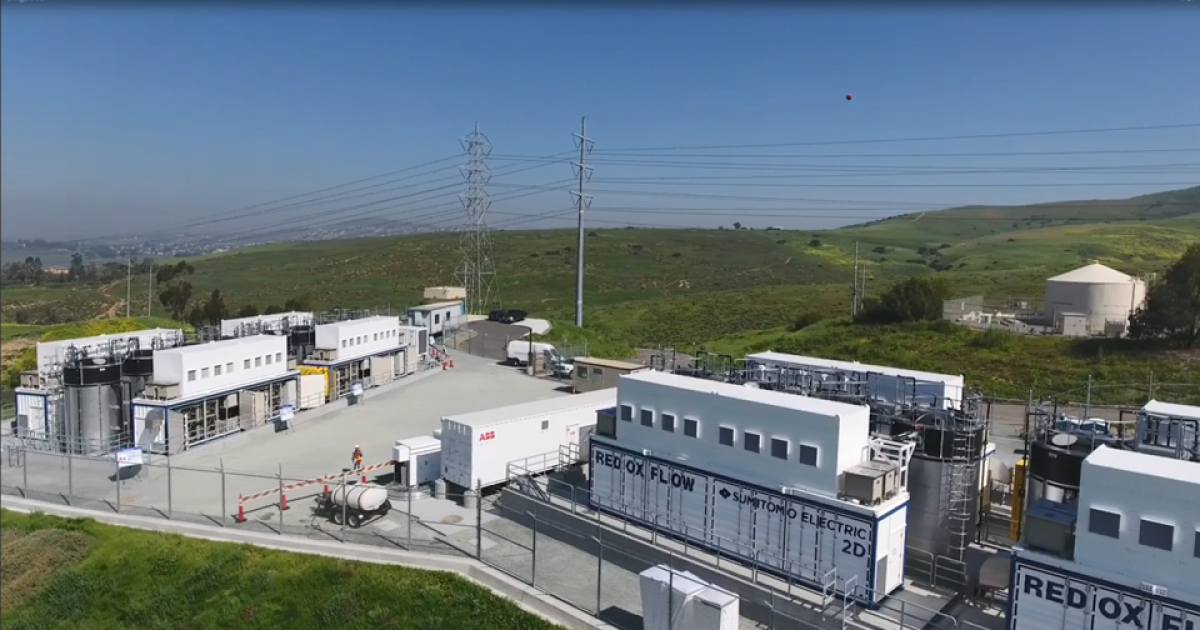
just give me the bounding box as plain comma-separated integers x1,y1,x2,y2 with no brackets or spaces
132,335,299,453
35,328,185,380
440,389,616,490
1044,263,1147,336
1010,446,1200,630
406,300,465,337
397,324,430,374
219,311,313,338
590,370,913,606
745,351,965,410
306,316,407,399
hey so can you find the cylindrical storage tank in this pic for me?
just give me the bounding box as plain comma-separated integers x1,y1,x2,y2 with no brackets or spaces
289,325,315,360
330,485,389,512
62,357,124,455
904,420,989,565
1044,263,1144,333
122,349,155,397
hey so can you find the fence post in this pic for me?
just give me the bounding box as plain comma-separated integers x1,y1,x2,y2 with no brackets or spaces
340,471,348,541
475,479,483,560
407,485,414,549
220,459,227,527
278,463,285,533
167,455,173,519
667,552,675,630
115,451,122,512
531,506,539,587
66,447,73,505
21,443,28,497
595,528,603,614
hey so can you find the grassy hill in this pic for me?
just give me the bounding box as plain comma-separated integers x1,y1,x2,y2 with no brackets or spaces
0,510,565,630
838,185,1200,245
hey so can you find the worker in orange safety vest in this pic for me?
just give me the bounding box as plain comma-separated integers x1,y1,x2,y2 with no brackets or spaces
352,445,364,470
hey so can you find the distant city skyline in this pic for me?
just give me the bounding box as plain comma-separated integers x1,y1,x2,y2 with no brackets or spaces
2,5,1197,240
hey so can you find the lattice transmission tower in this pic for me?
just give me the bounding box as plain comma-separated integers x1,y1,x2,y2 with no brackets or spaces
454,124,500,315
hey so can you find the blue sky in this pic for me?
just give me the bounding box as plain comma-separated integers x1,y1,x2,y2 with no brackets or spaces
1,5,1197,240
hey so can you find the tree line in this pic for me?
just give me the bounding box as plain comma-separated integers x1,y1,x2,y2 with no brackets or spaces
844,246,1199,348
154,261,313,327
0,254,156,285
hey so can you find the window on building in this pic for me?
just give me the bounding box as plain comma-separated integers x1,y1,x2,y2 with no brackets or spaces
187,370,196,382
244,359,251,369
373,333,379,341
619,405,633,422
1139,519,1174,552
201,367,210,378
1195,530,1200,559
342,340,347,348
226,362,234,373
799,445,819,467
591,367,602,376
771,438,789,460
662,414,676,433
214,364,222,376
541,420,550,431
744,432,761,453
275,352,283,363
719,426,735,447
255,357,263,367
683,418,699,438
265,355,272,365
435,314,441,324
577,366,588,379
1088,508,1121,539
640,409,654,427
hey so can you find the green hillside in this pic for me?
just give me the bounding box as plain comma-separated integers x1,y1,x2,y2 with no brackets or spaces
838,185,1200,245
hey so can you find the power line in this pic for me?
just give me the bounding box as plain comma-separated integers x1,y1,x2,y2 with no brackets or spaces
594,123,1200,153
571,117,594,328
493,148,1200,162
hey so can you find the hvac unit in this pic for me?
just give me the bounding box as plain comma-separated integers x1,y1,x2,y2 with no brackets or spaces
19,371,42,389
1022,498,1078,557
142,382,182,401
310,348,338,362
842,461,899,505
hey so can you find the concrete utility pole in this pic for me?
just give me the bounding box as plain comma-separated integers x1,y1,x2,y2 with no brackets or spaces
852,241,860,317
571,117,594,328
147,264,155,316
126,258,133,318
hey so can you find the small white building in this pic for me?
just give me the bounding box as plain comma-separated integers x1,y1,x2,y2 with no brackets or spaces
1044,262,1146,336
219,311,313,338
132,335,299,453
590,370,913,606
406,300,465,337
745,351,965,409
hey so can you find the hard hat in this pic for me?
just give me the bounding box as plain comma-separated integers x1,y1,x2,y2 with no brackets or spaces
355,445,360,448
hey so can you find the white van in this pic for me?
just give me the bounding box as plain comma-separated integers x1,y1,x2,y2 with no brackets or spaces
507,340,558,366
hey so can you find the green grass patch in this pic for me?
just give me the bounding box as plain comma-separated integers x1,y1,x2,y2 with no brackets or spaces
706,319,1199,405
1,317,185,389
0,509,566,630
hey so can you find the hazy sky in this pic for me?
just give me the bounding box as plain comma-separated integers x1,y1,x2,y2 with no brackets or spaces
1,5,1197,240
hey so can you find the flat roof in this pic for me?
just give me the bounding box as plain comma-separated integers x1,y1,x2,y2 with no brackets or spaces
574,357,646,370
746,351,963,385
1143,399,1200,422
621,370,867,417
445,389,616,427
408,301,461,311
1085,445,1200,485
158,334,283,355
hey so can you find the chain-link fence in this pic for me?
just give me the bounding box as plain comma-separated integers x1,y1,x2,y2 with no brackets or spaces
1,445,1005,630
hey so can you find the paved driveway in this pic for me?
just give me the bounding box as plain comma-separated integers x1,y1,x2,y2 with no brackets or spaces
458,320,534,362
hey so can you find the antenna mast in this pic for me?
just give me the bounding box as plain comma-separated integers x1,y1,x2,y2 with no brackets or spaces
571,117,594,328
454,123,499,315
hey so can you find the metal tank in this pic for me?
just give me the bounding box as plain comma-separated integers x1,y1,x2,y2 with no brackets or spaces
1025,414,1135,506
288,324,316,361
62,355,125,455
900,410,989,564
122,348,155,397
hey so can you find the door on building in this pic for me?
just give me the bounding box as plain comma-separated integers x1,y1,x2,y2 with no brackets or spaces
566,424,580,459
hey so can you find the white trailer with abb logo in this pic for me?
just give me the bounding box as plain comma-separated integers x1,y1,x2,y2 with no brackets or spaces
440,389,616,490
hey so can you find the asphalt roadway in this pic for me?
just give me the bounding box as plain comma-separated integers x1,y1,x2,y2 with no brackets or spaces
453,320,536,363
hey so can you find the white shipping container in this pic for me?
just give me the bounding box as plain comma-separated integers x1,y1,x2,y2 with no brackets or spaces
746,351,965,409
440,389,616,489
36,328,184,375
589,439,907,605
392,436,443,488
313,316,402,362
1009,560,1200,630
219,311,313,337
153,335,289,399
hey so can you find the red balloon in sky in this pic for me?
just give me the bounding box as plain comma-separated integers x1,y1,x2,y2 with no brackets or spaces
846,94,853,101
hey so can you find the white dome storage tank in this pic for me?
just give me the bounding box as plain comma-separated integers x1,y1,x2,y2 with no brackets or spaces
1044,262,1146,334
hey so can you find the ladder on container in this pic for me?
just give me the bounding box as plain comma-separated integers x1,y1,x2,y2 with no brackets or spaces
944,397,984,584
